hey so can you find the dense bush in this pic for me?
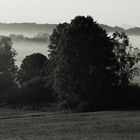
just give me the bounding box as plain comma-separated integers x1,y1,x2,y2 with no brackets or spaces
18,77,56,106
76,85,140,112
17,53,56,107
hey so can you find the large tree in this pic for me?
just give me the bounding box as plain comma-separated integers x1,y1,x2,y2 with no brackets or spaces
49,16,138,110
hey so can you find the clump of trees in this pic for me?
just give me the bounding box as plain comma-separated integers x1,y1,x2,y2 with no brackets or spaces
9,32,50,42
0,16,140,111
48,16,139,111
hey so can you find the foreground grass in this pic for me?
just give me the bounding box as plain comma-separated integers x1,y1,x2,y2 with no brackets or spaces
0,109,139,139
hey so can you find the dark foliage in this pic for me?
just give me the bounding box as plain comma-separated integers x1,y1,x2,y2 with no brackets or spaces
18,53,48,85
18,77,56,106
0,16,139,112
111,32,139,85
16,53,56,107
49,16,115,110
0,37,18,105
91,85,140,111
49,16,139,111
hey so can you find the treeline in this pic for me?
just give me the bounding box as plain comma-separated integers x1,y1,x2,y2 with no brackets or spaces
9,32,50,42
0,16,140,112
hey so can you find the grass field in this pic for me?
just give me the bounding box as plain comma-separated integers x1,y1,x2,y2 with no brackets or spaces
0,109,140,140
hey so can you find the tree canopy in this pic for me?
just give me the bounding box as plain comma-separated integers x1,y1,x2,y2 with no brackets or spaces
112,32,139,85
0,37,17,78
0,37,18,103
18,53,48,85
48,16,139,110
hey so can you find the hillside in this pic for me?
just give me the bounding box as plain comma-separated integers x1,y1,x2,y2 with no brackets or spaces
100,24,125,33
127,27,140,35
0,23,57,36
100,24,140,35
0,23,139,36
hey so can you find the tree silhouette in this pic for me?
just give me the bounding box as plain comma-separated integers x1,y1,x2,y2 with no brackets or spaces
49,16,139,110
112,32,139,85
18,53,48,85
0,37,18,103
49,16,119,109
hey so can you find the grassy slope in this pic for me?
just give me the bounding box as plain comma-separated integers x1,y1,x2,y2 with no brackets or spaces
0,109,140,140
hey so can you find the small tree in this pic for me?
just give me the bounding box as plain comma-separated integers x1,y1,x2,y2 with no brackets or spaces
0,37,18,103
18,53,55,106
0,37,17,77
18,53,48,85
112,32,139,85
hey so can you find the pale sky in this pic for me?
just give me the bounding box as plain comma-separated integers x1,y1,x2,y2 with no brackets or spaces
0,0,139,26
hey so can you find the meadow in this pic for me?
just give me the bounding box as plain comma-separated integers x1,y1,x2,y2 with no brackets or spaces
0,109,140,140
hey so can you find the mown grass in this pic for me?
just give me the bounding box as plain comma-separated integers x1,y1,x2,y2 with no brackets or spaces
0,109,140,139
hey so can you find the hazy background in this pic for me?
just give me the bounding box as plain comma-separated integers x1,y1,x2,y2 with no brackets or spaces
0,0,139,27
0,0,140,72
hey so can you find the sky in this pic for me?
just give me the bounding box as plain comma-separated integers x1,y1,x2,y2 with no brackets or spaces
0,0,139,27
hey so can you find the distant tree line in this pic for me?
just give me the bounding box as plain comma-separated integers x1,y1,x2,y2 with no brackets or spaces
9,32,50,42
0,16,140,111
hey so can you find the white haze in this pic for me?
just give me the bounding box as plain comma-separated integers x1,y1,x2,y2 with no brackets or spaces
13,40,49,66
10,34,140,84
12,35,140,66
0,0,139,27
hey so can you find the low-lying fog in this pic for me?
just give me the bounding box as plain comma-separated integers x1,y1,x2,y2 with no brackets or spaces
0,31,37,38
13,40,49,66
1,31,140,84
12,35,140,67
